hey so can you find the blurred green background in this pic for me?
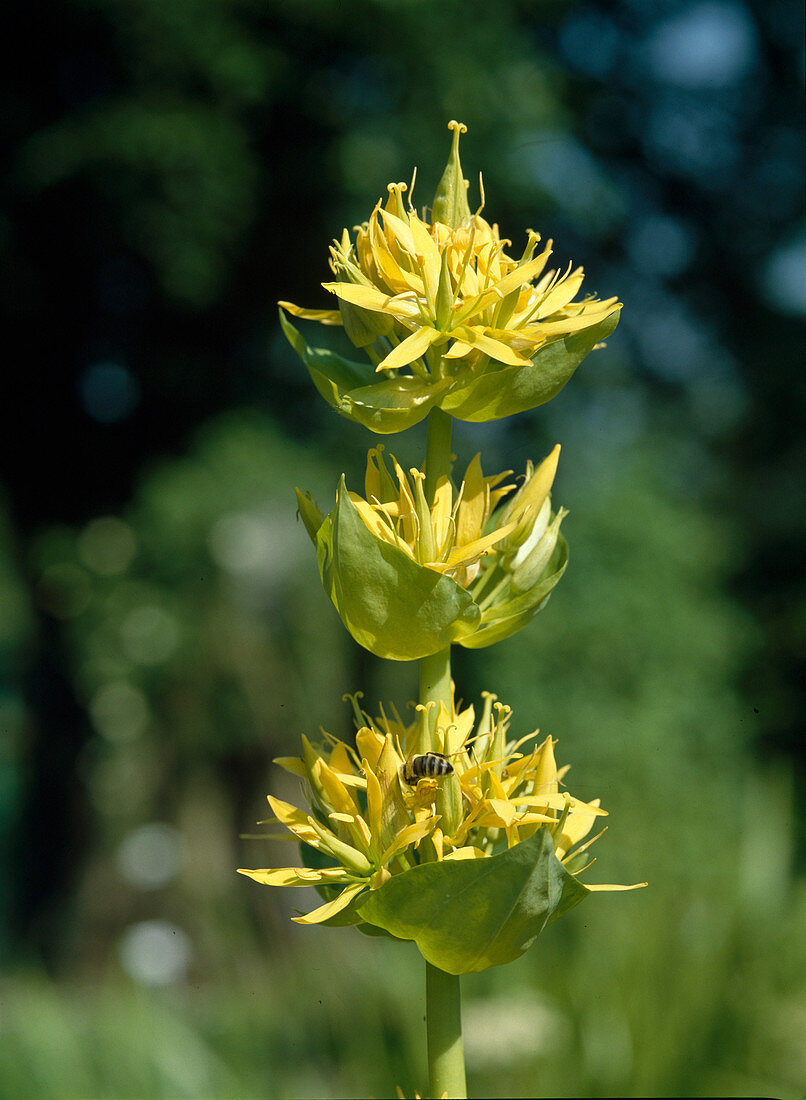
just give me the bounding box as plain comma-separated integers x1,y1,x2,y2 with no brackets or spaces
1,1,804,1097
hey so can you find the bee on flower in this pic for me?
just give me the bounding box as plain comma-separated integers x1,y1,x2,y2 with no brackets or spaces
279,121,621,433
238,691,643,961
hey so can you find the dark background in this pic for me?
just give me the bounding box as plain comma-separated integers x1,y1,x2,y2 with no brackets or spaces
1,1,804,1097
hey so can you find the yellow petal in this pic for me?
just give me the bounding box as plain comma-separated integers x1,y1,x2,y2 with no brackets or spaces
364,758,383,842
292,882,368,924
526,305,619,335
534,269,585,317
584,882,648,891
455,454,486,546
277,301,343,325
509,445,560,523
378,206,419,259
530,736,559,796
442,339,475,360
464,245,553,317
237,867,354,887
313,758,359,816
380,817,440,865
407,212,442,300
329,741,357,777
486,797,518,824
273,756,306,778
323,281,393,313
371,217,423,293
376,326,445,372
430,475,455,555
452,326,532,367
356,725,385,772
267,796,320,846
437,519,518,571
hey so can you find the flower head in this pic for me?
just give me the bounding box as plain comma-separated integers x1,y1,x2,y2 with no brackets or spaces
239,691,643,937
296,445,569,660
280,122,621,433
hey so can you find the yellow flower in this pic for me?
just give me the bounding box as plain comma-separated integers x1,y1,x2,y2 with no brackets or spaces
296,444,568,660
238,691,644,925
279,121,621,433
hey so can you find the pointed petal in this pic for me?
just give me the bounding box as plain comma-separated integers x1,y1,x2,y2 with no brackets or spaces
377,327,445,372
292,882,368,924
278,301,343,325
237,867,354,887
465,246,554,317
535,270,585,317
584,882,648,891
322,281,394,313
526,305,620,335
448,327,530,367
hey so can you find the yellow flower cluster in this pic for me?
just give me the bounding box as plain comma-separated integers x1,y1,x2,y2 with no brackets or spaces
281,121,620,380
349,442,565,592
239,692,639,925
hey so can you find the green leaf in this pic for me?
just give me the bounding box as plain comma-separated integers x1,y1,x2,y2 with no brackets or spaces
339,375,448,435
279,308,373,399
459,535,568,649
440,311,621,422
356,828,590,974
279,309,447,434
317,479,481,660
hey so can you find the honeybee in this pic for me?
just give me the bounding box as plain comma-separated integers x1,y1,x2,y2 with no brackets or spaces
402,752,455,785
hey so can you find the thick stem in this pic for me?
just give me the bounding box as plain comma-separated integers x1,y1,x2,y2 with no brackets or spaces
420,408,466,1098
424,405,453,505
419,646,452,726
420,406,455,735
426,961,467,1099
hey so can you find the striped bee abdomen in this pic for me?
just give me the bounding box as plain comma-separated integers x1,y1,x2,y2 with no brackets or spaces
402,752,454,784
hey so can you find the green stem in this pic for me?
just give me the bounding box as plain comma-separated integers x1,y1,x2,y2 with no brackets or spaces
426,961,467,1099
419,646,452,726
420,408,467,1098
424,405,453,505
421,406,454,734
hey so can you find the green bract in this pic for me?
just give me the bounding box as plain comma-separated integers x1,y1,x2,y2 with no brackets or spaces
296,446,569,661
280,309,619,435
356,828,590,974
311,477,482,660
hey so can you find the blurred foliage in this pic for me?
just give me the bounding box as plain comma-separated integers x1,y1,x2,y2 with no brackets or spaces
4,407,801,1098
1,0,804,1097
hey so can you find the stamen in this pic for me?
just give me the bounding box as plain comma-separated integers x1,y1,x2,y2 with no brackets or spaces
408,165,418,210
342,691,366,729
475,172,486,216
452,224,477,301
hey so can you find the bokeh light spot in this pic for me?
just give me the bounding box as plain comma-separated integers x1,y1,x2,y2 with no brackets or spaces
89,680,150,743
120,605,180,665
117,823,181,890
758,237,806,316
78,361,141,423
644,1,758,88
626,214,697,278
78,516,138,575
208,511,299,580
118,920,191,986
